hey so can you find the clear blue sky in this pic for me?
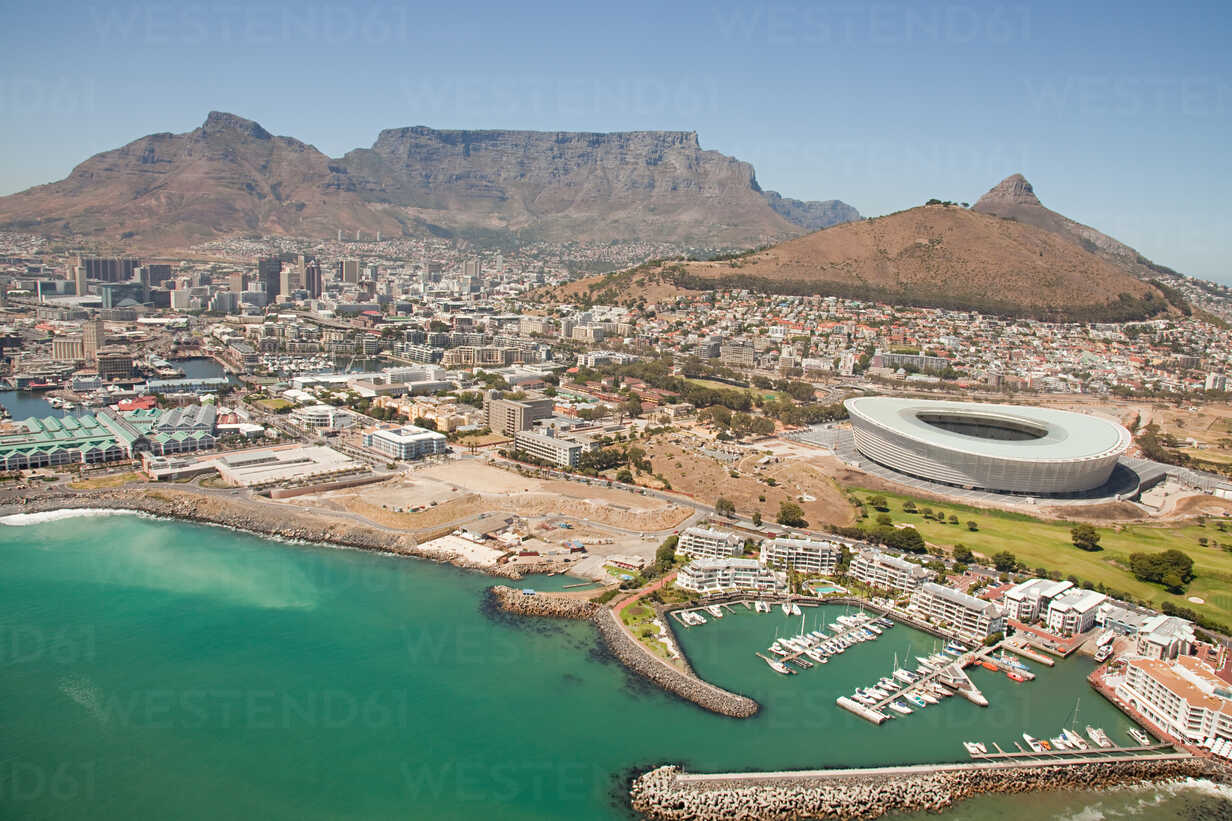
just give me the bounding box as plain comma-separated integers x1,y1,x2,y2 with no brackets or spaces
1,0,1229,281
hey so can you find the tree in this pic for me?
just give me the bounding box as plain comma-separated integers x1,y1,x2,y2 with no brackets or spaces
654,535,679,573
947,514,959,525
875,513,893,527
715,496,736,517
952,544,975,564
967,520,979,532
902,500,918,513
623,395,643,418
412,416,437,431
992,551,1018,572
1071,523,1102,552
887,526,926,554
616,468,633,484
868,495,889,512
1129,549,1195,591
752,511,762,526
777,501,807,528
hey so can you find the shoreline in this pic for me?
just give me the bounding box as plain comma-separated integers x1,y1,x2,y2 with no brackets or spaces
0,485,567,580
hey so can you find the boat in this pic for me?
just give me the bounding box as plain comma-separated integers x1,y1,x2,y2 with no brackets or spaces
789,602,802,617
889,701,913,715
916,690,939,705
1094,645,1113,662
1086,726,1113,748
945,641,968,655
1060,729,1089,751
893,669,916,684
1007,671,1027,683
755,601,770,613
706,605,724,619
906,693,928,708
1022,733,1045,753
981,661,999,671
963,741,988,756
759,653,793,675
1128,728,1152,745
781,603,792,616
917,656,937,670
998,652,1031,673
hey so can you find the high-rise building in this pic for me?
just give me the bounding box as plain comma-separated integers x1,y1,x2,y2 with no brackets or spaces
95,346,133,381
76,257,139,283
82,318,105,362
304,259,323,298
339,260,360,284
279,266,301,297
145,264,172,285
463,259,480,278
258,257,282,299
229,272,248,293
72,266,87,296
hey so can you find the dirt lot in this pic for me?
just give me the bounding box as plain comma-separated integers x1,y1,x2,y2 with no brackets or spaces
294,458,692,535
637,434,855,529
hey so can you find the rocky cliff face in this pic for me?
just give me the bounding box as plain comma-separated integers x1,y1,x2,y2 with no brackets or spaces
0,113,859,249
761,190,862,232
973,173,1172,280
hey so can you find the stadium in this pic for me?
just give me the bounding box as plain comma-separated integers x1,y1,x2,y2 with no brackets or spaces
844,397,1132,495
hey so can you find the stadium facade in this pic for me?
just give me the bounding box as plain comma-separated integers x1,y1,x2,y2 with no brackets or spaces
845,397,1131,494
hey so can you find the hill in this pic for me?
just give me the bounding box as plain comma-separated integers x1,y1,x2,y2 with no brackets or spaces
0,113,859,250
560,202,1174,321
972,174,1177,280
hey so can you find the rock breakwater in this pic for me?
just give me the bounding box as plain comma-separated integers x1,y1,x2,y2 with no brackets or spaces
631,757,1227,820
593,607,758,719
489,586,598,619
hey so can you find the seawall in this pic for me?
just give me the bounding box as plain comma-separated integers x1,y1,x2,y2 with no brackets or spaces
488,585,599,619
592,607,759,719
631,757,1227,820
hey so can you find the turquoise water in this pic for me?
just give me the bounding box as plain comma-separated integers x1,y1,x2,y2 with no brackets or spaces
0,514,1226,819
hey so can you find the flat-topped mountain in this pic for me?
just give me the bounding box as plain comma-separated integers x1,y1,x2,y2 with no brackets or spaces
567,200,1174,321
0,113,859,249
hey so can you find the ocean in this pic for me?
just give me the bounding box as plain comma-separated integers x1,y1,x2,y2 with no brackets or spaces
0,512,1227,819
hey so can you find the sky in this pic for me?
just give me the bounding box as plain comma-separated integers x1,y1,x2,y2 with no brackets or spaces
1,0,1229,281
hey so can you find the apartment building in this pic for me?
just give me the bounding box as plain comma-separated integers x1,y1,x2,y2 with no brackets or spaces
847,549,934,594
1045,589,1107,636
1135,615,1197,660
760,536,843,576
911,582,1006,642
1002,578,1073,623
677,526,744,560
486,395,555,436
512,429,585,468
1117,655,1232,745
675,558,786,595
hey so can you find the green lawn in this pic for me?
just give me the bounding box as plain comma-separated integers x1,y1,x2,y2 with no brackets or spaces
850,488,1232,630
255,398,293,412
683,377,784,401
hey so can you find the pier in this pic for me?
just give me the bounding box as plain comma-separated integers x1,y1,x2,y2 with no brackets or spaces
971,741,1175,761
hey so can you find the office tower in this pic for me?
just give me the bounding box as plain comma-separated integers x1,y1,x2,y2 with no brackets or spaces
280,266,302,296
463,259,480,278
73,266,87,296
229,272,248,293
258,256,281,298
82,318,105,362
340,260,359,283
145,263,172,285
304,259,323,298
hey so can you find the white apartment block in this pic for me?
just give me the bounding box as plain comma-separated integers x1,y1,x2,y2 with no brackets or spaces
761,537,843,576
361,425,448,461
1045,589,1107,636
675,558,786,595
847,549,934,594
677,526,744,560
1117,656,1232,745
1135,615,1197,660
1002,578,1073,623
513,429,584,468
911,582,1006,642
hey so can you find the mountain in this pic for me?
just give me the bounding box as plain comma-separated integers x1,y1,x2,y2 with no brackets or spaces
972,174,1175,280
760,191,861,232
0,113,859,250
569,201,1173,321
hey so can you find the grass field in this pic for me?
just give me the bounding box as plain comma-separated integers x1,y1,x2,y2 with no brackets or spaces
850,488,1232,629
255,398,293,412
683,377,784,401
68,471,143,490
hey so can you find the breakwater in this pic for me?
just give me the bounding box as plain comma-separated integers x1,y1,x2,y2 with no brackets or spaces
593,607,759,719
489,585,599,619
631,757,1226,820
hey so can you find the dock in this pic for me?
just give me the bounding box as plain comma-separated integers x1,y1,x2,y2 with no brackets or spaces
968,741,1175,761
1001,642,1056,667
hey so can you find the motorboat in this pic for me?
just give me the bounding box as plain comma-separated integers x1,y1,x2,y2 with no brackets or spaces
707,605,724,619
781,603,792,616
963,741,988,756
1060,729,1089,751
1022,734,1045,753
889,701,913,715
1128,728,1152,745
1086,727,1113,748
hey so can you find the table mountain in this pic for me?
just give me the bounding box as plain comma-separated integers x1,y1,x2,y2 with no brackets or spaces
0,112,858,250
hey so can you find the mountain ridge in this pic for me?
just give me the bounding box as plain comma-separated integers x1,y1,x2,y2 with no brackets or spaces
0,112,860,250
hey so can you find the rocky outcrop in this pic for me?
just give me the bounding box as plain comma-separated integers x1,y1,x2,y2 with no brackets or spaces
631,757,1227,820
761,190,861,232
488,585,598,619
972,173,1178,281
0,112,855,249
592,607,758,719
